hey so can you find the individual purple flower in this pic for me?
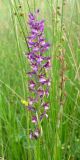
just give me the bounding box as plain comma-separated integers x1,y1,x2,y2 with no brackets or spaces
25,10,51,139
32,116,37,123
42,102,49,110
30,128,40,139
37,87,45,98
39,76,51,86
34,128,40,138
29,80,35,90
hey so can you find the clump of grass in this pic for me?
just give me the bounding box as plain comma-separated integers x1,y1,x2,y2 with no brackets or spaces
0,0,80,160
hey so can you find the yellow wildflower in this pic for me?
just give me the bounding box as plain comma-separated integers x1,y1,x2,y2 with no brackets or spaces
21,100,28,106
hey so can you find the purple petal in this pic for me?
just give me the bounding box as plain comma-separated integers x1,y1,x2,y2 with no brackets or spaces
29,13,35,20
28,40,36,46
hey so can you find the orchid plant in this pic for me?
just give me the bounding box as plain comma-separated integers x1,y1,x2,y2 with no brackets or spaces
25,9,51,139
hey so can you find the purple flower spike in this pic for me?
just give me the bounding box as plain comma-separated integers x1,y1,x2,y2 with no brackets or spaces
26,9,51,139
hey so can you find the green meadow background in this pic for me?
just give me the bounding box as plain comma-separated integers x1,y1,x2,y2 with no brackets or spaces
0,0,80,159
